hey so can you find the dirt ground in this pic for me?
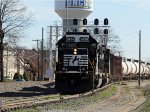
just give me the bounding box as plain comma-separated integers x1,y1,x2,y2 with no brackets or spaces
78,80,149,112
1,80,149,112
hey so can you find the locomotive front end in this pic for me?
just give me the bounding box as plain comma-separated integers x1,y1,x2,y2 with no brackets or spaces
55,32,97,93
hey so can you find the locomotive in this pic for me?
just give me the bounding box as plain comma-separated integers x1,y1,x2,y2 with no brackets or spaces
55,32,110,93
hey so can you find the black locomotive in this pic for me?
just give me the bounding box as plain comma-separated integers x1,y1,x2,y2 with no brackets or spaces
55,32,109,93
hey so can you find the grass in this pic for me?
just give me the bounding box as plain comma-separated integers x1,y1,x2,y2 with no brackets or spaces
3,78,14,82
124,85,130,94
43,94,60,100
141,97,150,112
13,85,117,112
13,109,39,112
135,84,150,112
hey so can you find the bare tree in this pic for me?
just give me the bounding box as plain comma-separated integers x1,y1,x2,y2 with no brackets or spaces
1,0,32,33
19,49,49,81
0,0,33,81
107,29,123,56
19,51,38,81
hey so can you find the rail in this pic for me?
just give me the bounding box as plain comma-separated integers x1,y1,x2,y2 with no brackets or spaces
0,84,111,112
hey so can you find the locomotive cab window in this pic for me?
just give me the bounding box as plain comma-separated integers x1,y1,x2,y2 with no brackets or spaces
77,42,89,48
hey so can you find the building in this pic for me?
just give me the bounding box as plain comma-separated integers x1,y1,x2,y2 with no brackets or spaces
3,45,24,79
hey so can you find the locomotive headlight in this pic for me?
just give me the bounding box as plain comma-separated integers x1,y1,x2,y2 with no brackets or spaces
74,48,77,54
74,48,77,52
74,52,77,54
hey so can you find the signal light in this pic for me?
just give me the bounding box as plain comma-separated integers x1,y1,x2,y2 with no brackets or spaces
83,18,87,25
94,18,99,25
94,28,99,34
104,29,108,34
104,18,109,25
83,29,87,33
73,19,78,25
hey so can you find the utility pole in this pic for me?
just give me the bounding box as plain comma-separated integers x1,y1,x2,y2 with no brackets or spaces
138,30,141,87
6,44,9,77
49,26,53,68
41,28,44,81
16,48,20,74
0,34,3,82
0,20,4,82
32,39,40,80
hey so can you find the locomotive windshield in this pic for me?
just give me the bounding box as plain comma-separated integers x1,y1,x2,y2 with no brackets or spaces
67,42,89,48
67,43,76,48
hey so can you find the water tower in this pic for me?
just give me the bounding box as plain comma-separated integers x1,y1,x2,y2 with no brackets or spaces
55,0,93,32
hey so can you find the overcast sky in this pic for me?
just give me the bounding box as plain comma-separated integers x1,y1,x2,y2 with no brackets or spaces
21,0,150,60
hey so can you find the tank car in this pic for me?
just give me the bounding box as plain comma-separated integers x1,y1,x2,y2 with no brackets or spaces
121,58,150,79
110,55,150,81
55,32,109,93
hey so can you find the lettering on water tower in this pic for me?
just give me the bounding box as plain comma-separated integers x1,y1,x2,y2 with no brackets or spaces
65,0,92,9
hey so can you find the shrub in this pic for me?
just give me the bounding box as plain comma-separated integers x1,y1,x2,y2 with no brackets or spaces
13,73,20,80
23,72,28,81
20,75,24,79
13,73,24,80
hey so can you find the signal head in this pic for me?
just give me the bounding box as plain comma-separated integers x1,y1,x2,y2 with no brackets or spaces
94,18,99,25
104,18,109,25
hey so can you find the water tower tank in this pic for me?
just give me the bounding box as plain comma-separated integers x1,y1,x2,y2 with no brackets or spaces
55,0,93,19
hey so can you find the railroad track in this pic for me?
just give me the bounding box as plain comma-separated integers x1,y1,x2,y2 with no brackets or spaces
0,84,111,112
1,94,61,112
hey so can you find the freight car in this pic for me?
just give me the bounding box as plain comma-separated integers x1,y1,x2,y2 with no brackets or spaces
55,32,110,93
122,59,150,79
110,55,150,81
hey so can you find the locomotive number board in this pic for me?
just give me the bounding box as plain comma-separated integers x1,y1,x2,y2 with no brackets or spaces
66,35,89,42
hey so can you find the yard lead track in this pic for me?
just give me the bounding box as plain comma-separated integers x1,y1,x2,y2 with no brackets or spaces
0,84,111,112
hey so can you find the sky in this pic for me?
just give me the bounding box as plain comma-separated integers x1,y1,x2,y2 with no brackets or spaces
21,0,150,60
